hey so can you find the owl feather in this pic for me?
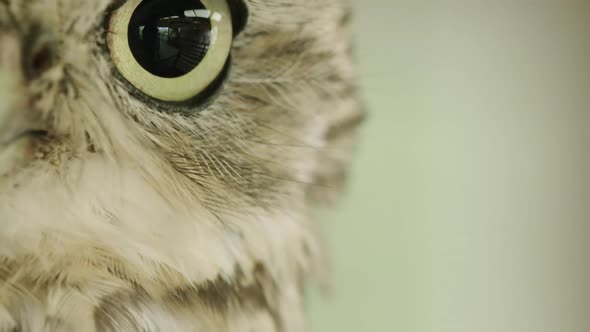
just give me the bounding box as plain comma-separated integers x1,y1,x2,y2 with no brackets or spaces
0,0,363,330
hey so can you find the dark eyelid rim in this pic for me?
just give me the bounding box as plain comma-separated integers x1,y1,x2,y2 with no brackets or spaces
227,0,249,36
109,56,231,115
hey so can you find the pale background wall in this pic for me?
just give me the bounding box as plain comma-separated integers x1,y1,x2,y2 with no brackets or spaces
310,1,590,331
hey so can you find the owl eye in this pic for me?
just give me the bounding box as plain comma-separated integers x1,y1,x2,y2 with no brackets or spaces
107,0,233,102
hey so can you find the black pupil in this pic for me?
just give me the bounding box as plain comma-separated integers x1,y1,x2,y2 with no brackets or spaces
128,0,212,78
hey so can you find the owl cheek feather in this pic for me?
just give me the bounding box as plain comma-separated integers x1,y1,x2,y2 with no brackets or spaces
0,31,45,173
0,32,25,127
0,32,27,141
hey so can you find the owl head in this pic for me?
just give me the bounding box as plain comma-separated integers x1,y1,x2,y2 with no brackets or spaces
0,0,362,329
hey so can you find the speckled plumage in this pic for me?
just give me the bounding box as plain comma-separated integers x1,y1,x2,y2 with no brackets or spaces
0,0,363,330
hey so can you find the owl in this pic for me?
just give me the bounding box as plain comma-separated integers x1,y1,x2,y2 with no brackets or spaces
0,0,363,330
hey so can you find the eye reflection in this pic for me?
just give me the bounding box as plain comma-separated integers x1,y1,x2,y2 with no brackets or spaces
128,0,213,78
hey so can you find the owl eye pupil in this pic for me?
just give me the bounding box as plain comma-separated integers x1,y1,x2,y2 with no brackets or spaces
128,0,212,78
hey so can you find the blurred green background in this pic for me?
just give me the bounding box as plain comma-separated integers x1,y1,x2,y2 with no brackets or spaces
310,2,590,332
